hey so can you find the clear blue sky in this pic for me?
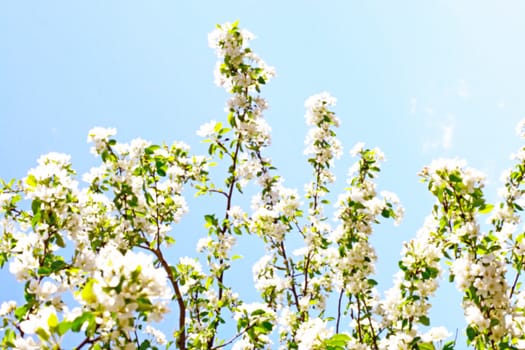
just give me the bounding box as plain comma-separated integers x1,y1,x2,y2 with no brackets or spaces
2,1,525,347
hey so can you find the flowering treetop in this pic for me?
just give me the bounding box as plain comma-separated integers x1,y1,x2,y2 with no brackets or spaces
1,20,525,350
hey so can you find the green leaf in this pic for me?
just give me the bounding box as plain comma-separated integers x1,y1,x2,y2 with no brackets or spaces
31,199,41,215
443,340,456,350
204,214,217,227
71,312,93,332
37,267,51,276
418,315,430,326
324,333,350,348
156,160,167,176
145,145,161,155
2,328,16,347
26,174,37,187
54,233,66,248
81,279,97,304
56,321,72,336
35,327,50,341
251,309,266,316
51,259,67,272
368,279,378,287
14,305,28,320
260,320,273,332
417,343,435,350
449,173,462,182
227,111,235,127
139,339,152,350
381,208,392,218
466,325,477,342
478,203,494,214
47,312,59,329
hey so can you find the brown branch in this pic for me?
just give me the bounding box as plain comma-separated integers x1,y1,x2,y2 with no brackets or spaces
336,289,344,333
510,253,524,298
212,323,256,350
74,335,102,350
279,241,301,311
149,246,186,350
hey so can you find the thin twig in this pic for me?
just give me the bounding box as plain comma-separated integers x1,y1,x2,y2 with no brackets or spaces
336,289,344,333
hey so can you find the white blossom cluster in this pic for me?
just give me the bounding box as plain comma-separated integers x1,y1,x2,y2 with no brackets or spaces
0,126,211,348
303,92,343,188
330,147,404,294
420,157,514,346
231,302,275,349
294,318,333,350
452,252,509,337
380,216,448,345
5,22,525,350
75,244,172,339
207,21,275,150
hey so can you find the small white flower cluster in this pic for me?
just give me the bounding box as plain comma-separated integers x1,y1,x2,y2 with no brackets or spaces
252,254,290,299
420,156,515,345
17,305,59,347
144,325,168,345
304,92,342,172
0,300,16,317
2,135,195,347
232,302,275,349
84,130,208,247
235,153,264,188
452,252,509,338
87,126,117,156
208,22,275,150
77,244,173,334
196,120,219,139
295,318,333,350
319,145,403,344
422,158,486,195
208,22,275,89
381,216,445,339
177,256,206,295
9,232,43,281
24,152,79,208
250,183,301,243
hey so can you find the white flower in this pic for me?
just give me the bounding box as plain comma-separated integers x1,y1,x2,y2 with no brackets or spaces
231,337,252,350
87,127,116,143
36,152,71,167
228,205,246,227
304,92,339,126
82,165,106,184
13,336,40,350
0,300,16,316
350,142,365,157
77,244,172,325
87,127,117,155
145,325,167,345
295,318,333,350
9,233,41,281
421,326,451,342
179,256,203,272
196,120,219,138
465,304,490,329
196,237,212,252
19,306,56,335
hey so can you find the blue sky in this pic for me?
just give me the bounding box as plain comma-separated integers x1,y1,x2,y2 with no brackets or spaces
2,1,525,347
